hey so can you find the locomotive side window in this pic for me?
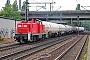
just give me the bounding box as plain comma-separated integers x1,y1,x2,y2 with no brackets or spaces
35,19,39,24
35,20,37,24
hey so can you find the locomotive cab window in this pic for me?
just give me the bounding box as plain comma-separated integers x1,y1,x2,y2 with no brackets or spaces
40,21,42,25
35,21,39,24
35,20,38,24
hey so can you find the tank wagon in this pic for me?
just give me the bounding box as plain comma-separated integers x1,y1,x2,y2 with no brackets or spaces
76,27,84,32
14,18,84,43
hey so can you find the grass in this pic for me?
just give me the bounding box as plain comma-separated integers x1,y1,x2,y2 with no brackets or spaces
0,38,15,44
82,35,90,60
0,36,4,41
82,46,88,60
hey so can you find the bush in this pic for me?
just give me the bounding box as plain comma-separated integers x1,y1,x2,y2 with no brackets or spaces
83,53,88,60
82,46,88,60
0,36,4,41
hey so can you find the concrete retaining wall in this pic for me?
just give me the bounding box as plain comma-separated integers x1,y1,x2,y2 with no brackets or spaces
0,18,21,38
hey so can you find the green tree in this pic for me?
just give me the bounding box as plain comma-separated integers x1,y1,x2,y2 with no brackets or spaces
21,1,26,11
81,20,90,31
12,0,18,11
0,0,22,20
0,6,22,20
5,0,11,7
76,4,80,10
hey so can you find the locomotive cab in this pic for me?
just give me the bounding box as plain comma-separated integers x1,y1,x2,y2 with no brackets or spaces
14,19,46,43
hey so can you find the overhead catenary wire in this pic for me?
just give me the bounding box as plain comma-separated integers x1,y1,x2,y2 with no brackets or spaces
49,6,61,16
76,0,78,4
81,6,90,13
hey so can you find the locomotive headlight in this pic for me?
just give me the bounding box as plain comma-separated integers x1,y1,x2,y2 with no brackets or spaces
24,25,27,27
18,25,21,27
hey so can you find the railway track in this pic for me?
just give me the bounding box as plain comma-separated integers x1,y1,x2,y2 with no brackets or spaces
0,34,75,53
0,44,24,51
30,35,83,60
29,35,87,60
0,35,71,52
31,35,79,60
0,43,19,50
54,35,88,60
0,34,75,60
0,36,62,52
30,36,87,60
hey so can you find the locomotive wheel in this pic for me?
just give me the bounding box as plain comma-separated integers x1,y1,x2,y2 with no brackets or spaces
24,40,28,43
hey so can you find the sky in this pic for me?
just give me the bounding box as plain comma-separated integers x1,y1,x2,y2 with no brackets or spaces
0,0,90,11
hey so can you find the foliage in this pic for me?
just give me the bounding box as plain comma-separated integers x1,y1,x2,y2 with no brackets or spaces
0,36,4,41
5,0,11,7
12,0,18,11
83,54,88,60
0,0,22,20
63,20,70,23
63,20,90,31
82,46,88,60
82,20,90,31
63,20,70,24
21,1,26,11
70,24,74,26
76,4,80,10
0,7,22,20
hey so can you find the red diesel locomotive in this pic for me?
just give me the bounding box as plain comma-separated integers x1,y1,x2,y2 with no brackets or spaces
15,19,46,43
